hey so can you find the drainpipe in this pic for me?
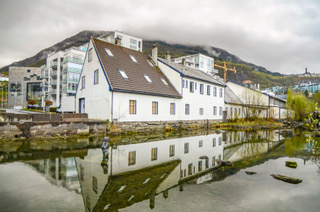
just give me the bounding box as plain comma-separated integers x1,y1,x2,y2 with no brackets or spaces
111,91,114,122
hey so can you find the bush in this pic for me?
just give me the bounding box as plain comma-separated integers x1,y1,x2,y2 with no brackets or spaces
28,99,36,105
49,107,57,113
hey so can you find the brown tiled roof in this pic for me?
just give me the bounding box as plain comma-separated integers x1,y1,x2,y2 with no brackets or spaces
92,38,181,98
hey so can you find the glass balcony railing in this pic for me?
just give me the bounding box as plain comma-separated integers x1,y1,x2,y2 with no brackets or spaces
63,57,84,64
62,87,77,93
50,61,58,68
50,71,57,77
62,67,82,73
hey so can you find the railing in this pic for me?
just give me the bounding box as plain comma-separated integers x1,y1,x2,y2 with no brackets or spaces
50,61,58,67
63,57,84,64
62,67,82,73
50,71,57,77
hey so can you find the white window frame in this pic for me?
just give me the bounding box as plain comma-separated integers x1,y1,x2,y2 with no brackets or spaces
129,55,138,63
94,69,98,85
105,48,114,57
119,69,129,79
144,74,152,83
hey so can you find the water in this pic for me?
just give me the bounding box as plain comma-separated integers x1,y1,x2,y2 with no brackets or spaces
0,130,319,212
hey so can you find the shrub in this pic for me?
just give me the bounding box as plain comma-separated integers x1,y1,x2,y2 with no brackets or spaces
28,99,36,105
49,107,57,113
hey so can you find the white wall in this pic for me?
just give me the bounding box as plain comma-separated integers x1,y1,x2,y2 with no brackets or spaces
76,40,112,120
158,61,182,94
227,82,268,105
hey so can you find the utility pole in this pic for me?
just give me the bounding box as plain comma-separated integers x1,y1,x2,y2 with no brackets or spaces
214,61,236,82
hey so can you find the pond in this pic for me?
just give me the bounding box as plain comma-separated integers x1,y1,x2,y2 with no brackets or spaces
0,129,319,212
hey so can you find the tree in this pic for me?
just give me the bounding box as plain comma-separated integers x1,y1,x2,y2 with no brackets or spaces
313,92,320,104
242,89,265,120
287,89,314,121
304,90,309,97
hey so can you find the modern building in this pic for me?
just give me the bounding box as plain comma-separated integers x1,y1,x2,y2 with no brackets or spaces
41,44,87,107
8,67,42,109
75,37,226,122
98,30,143,52
172,53,218,75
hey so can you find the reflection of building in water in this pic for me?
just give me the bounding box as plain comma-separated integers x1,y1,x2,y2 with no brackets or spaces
76,130,285,211
223,130,285,161
25,156,81,193
76,133,224,212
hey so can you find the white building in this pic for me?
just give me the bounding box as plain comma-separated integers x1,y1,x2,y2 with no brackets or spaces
172,53,218,75
41,44,87,107
98,30,143,52
75,37,226,122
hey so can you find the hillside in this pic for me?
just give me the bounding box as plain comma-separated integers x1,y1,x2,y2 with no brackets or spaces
1,30,292,89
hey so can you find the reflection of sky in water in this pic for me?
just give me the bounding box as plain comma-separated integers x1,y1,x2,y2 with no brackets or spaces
0,162,84,212
123,157,320,212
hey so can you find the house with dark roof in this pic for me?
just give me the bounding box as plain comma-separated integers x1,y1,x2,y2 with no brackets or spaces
224,86,244,120
76,36,227,122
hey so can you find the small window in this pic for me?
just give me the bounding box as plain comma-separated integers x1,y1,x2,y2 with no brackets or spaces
195,82,197,90
151,148,157,161
144,74,152,83
198,161,202,172
94,69,99,84
81,76,85,89
190,81,194,93
147,59,154,67
219,137,222,145
129,55,137,63
161,78,169,86
199,140,203,147
152,101,158,114
213,87,217,96
200,84,204,94
170,103,175,115
169,145,175,157
119,70,128,79
219,107,223,115
182,80,185,88
199,108,204,115
185,104,190,115
88,48,92,62
129,100,136,114
213,106,217,115
186,80,188,88
213,138,216,147
184,143,189,154
219,88,223,97
105,48,114,57
128,151,136,166
212,156,216,166
207,85,211,95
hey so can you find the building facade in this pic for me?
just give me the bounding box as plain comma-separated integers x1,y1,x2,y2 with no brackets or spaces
41,44,87,107
8,67,42,109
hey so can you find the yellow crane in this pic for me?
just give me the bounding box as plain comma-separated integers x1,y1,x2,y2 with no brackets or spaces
214,61,236,82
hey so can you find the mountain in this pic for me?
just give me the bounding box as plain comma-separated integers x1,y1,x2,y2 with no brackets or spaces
0,30,289,88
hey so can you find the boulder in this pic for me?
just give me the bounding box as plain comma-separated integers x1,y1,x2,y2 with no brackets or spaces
285,161,297,168
216,160,233,167
245,171,257,175
271,174,302,184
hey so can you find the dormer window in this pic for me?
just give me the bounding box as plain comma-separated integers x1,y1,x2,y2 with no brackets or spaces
105,48,114,57
161,78,168,86
143,74,152,83
147,59,154,67
119,69,128,79
129,55,137,63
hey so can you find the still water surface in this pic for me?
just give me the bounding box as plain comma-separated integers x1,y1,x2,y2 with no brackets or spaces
0,130,319,212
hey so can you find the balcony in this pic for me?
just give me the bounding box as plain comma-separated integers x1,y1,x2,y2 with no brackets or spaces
62,67,82,74
62,87,77,93
63,57,84,64
50,70,57,77
50,80,58,85
50,61,58,68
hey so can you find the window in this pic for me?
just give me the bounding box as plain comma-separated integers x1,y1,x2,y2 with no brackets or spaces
219,107,222,115
129,100,136,114
119,69,128,79
185,104,190,115
213,138,216,147
170,103,175,115
205,158,209,169
129,55,137,63
94,69,99,84
184,143,189,154
128,151,136,165
188,163,193,175
213,87,217,96
199,108,203,115
219,88,223,97
169,145,175,157
161,78,168,86
213,106,217,115
198,161,202,172
219,137,222,145
130,39,137,50
195,82,197,90
200,84,204,94
212,156,216,166
186,80,188,88
151,148,157,161
81,76,85,89
207,85,211,95
182,80,185,88
199,140,203,147
88,48,92,62
105,48,114,57
92,177,97,194
190,81,194,93
144,74,152,83
152,101,158,114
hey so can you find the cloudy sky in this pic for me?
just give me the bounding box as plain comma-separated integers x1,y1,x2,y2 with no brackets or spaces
0,0,319,74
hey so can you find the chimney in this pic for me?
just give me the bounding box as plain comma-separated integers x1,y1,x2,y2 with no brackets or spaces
165,51,171,61
152,44,158,66
115,37,121,45
305,67,308,74
182,58,186,66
